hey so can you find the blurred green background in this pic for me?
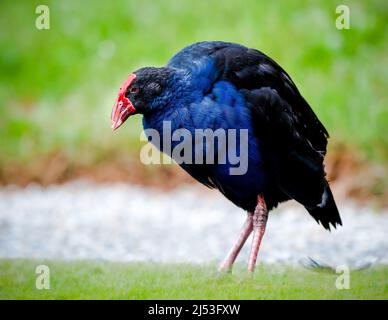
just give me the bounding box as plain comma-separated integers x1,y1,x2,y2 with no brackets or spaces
0,0,387,183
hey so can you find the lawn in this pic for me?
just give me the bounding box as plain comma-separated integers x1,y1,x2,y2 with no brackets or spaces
0,0,387,167
0,259,387,299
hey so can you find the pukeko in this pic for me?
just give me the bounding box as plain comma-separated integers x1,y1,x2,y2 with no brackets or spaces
111,41,342,273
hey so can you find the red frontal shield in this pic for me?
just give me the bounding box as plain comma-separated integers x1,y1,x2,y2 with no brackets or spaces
111,73,137,130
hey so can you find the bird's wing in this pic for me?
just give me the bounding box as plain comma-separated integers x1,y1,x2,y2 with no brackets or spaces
216,43,328,153
216,44,331,208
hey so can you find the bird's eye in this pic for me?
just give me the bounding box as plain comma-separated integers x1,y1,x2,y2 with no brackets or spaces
130,86,139,94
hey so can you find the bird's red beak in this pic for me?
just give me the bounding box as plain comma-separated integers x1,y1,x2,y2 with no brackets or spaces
111,73,137,130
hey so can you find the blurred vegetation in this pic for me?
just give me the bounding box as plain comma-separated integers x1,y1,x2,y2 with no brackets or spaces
0,0,387,168
1,259,387,299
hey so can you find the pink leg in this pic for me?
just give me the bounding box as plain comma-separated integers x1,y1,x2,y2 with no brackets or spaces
248,195,268,273
218,212,253,272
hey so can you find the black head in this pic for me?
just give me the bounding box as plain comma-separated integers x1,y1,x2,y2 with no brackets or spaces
111,67,175,130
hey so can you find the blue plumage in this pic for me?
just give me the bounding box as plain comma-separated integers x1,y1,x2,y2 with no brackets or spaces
115,41,342,230
142,58,266,210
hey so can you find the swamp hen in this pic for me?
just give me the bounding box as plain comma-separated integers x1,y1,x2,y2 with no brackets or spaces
111,41,342,273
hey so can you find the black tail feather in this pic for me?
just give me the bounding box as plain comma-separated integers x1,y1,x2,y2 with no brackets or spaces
307,183,342,231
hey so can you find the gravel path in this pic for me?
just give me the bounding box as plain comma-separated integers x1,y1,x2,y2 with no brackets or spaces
0,181,387,267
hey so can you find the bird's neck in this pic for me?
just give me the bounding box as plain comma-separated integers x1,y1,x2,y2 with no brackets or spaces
142,70,200,132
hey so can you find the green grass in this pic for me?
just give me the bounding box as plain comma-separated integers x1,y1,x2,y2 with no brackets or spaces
0,0,387,166
0,259,387,299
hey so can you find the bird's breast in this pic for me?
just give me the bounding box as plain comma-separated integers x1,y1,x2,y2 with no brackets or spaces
142,97,268,200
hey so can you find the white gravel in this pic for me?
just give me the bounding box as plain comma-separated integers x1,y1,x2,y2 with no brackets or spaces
0,181,387,267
